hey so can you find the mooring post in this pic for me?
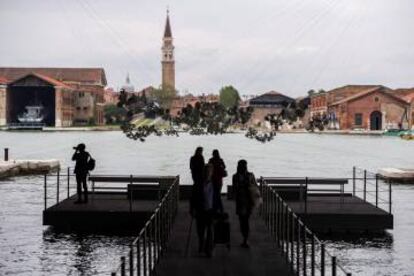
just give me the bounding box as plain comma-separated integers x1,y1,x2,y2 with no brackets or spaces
4,148,9,161
111,273,116,276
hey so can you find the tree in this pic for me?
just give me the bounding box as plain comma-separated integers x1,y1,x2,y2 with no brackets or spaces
104,104,127,124
152,87,177,109
219,85,240,108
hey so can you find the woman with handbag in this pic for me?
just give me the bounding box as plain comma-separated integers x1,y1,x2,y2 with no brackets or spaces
232,159,261,248
208,149,227,213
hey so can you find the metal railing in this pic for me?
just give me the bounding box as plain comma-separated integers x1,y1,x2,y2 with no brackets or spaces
261,179,351,276
44,167,74,209
261,168,392,215
110,176,180,276
43,168,177,211
353,167,392,214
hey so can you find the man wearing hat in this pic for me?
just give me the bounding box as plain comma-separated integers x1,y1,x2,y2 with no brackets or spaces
72,143,91,204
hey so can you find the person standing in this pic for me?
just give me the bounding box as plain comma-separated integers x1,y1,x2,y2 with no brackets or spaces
208,149,226,213
189,147,206,252
72,143,91,204
232,159,261,248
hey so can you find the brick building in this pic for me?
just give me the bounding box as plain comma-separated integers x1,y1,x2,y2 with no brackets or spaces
0,67,107,126
0,77,8,125
310,85,412,130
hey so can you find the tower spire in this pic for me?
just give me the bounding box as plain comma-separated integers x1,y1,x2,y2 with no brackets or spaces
164,9,172,38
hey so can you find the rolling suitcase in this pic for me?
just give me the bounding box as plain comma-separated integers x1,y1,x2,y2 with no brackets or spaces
213,212,231,249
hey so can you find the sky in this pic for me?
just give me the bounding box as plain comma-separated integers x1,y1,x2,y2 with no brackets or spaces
0,0,413,97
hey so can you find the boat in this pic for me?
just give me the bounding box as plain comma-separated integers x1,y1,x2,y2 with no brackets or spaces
18,105,44,123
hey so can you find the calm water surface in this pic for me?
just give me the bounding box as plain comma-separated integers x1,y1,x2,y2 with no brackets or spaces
0,132,413,275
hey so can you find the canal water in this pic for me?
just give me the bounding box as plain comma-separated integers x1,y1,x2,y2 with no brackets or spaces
0,131,413,275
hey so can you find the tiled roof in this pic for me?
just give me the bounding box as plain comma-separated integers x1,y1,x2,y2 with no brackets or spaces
9,72,72,89
249,91,295,106
330,86,409,106
0,76,8,85
0,67,107,86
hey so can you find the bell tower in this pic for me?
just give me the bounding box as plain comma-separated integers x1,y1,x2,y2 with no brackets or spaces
161,9,175,91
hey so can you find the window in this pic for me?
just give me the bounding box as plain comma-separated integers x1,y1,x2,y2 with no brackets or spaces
354,113,363,126
374,97,379,102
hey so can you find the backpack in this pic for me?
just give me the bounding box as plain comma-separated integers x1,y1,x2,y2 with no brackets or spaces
87,157,96,171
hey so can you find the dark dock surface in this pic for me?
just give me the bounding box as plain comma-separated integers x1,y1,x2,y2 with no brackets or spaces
154,199,292,276
43,193,159,229
287,194,393,232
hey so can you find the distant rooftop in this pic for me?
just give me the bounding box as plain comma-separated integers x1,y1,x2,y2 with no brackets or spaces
0,67,107,86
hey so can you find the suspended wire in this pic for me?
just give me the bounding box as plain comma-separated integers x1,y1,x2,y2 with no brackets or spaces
306,3,361,91
177,0,305,92
236,0,342,93
75,0,156,85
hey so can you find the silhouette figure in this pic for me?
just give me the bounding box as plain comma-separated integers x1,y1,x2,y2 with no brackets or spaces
232,159,260,248
208,149,226,213
190,162,215,257
72,143,91,204
190,147,205,188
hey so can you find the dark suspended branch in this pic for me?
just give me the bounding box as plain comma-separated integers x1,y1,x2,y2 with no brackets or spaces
117,89,309,142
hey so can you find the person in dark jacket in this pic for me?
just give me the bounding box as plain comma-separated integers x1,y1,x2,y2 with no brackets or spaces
72,143,91,204
190,163,215,256
232,159,259,248
189,147,207,253
208,149,226,213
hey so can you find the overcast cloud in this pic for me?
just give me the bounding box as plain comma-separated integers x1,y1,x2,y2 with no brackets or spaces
1,0,413,96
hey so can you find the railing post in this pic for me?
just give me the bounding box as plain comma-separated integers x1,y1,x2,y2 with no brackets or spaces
311,234,315,276
44,174,47,210
352,166,356,196
129,244,134,276
321,244,325,276
137,240,141,276
290,213,294,271
305,177,308,213
302,227,307,276
375,174,379,207
389,180,392,213
121,256,126,276
67,167,70,199
129,175,133,213
363,170,367,201
296,220,300,275
56,169,60,204
285,205,289,259
143,230,147,276
332,256,337,276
